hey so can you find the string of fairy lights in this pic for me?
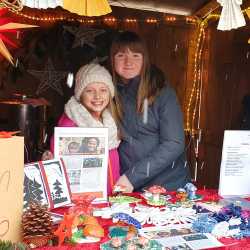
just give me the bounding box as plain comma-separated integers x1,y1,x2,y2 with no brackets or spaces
4,6,249,136
186,9,249,135
186,20,207,135
9,8,197,24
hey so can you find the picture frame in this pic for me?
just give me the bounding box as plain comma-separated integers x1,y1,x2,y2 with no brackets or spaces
54,127,109,202
24,159,72,209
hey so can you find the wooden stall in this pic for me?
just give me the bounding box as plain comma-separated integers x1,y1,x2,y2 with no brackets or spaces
0,0,249,189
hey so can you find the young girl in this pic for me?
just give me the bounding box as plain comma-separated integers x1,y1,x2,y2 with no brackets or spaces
45,63,120,194
110,31,191,192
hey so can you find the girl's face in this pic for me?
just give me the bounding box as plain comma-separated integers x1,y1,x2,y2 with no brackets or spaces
80,82,110,119
114,48,143,82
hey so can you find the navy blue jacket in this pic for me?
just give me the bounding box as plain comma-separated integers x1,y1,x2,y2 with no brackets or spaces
117,77,191,191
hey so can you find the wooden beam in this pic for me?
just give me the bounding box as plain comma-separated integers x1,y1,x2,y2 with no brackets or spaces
242,0,250,9
108,0,192,16
193,0,220,19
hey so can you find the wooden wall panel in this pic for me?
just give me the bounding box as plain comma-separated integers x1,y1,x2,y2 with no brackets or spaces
154,25,192,108
197,21,250,188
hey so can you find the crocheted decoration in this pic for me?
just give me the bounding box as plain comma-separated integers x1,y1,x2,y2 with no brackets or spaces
109,195,141,204
192,214,218,233
192,203,250,238
112,213,142,229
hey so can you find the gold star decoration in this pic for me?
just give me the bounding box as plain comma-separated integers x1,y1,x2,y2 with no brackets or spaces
28,58,67,96
63,26,105,48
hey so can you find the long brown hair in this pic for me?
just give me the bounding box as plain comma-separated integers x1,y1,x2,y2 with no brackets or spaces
110,31,166,120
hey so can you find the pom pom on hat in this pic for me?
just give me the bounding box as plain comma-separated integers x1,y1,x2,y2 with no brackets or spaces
74,63,114,100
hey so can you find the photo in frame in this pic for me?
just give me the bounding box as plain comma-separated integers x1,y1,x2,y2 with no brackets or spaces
54,127,109,202
24,159,72,209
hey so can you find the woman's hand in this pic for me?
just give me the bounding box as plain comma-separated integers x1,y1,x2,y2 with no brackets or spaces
115,174,134,193
41,150,54,161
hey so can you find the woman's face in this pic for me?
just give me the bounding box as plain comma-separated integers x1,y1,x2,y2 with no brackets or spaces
87,138,98,152
80,82,110,119
114,48,143,82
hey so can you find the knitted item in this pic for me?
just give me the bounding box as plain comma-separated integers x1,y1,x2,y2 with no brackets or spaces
65,96,120,150
74,63,114,100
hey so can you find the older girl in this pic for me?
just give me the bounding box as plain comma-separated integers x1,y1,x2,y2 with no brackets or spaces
110,31,191,192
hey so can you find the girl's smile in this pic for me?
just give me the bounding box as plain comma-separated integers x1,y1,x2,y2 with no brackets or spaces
80,82,110,120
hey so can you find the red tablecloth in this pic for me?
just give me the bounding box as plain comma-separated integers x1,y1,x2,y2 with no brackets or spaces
36,190,250,250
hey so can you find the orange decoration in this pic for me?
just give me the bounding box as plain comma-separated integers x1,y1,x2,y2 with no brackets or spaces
80,214,99,226
83,224,104,238
54,213,75,245
0,130,20,138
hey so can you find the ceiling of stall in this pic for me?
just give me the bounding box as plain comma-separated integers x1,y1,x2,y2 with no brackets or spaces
108,0,219,17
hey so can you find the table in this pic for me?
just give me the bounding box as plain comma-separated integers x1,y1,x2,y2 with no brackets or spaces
36,190,250,250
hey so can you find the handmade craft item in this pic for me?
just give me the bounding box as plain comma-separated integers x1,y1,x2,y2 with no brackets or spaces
69,194,96,215
192,203,250,239
176,188,188,202
93,203,133,219
54,212,104,244
108,225,137,241
112,213,142,229
133,204,197,227
24,159,72,210
109,226,129,239
54,213,74,245
143,185,168,206
184,183,202,200
109,195,141,204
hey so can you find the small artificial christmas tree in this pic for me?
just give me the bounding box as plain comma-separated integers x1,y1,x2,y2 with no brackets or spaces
22,201,53,248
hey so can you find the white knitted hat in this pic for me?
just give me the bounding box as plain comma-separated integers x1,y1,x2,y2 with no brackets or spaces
74,63,114,100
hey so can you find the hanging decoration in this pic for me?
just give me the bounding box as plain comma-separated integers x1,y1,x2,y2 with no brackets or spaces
0,8,37,64
21,0,111,17
0,0,23,11
21,0,62,9
63,26,105,49
217,0,246,30
28,58,68,96
63,0,112,17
